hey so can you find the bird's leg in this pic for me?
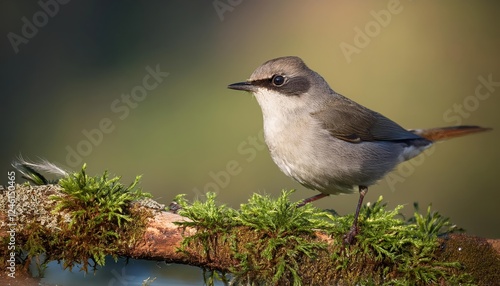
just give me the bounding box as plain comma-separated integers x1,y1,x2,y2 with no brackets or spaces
344,185,368,244
297,193,329,207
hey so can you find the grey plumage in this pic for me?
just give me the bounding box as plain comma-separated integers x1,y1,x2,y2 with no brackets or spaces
230,56,431,194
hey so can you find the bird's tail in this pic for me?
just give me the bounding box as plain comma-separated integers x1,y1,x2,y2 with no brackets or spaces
410,125,491,142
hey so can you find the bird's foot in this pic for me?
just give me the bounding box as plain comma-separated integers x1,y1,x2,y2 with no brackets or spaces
343,224,359,245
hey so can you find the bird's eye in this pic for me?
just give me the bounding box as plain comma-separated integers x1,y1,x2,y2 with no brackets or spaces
271,75,285,86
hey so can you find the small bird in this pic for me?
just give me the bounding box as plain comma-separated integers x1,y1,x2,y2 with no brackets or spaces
228,56,490,244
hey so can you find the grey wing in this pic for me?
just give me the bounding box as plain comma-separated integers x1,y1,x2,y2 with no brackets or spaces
311,97,423,143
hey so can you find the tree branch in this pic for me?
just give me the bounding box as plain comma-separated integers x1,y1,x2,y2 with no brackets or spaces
1,184,499,285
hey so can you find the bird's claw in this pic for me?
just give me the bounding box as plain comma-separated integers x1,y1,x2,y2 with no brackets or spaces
343,225,359,245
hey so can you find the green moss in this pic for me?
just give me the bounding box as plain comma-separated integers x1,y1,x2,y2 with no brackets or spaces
231,191,332,285
19,164,153,274
176,190,477,285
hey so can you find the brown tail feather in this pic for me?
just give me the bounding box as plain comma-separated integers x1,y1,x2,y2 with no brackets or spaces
410,126,491,142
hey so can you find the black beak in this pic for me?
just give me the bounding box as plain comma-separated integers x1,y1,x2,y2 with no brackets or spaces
228,81,256,92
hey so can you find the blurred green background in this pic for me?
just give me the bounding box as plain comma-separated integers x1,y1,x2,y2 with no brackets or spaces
2,0,499,245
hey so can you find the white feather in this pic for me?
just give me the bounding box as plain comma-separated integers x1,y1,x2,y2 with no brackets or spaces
14,155,69,177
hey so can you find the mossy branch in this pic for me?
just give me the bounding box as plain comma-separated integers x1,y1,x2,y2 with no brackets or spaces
0,166,499,285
